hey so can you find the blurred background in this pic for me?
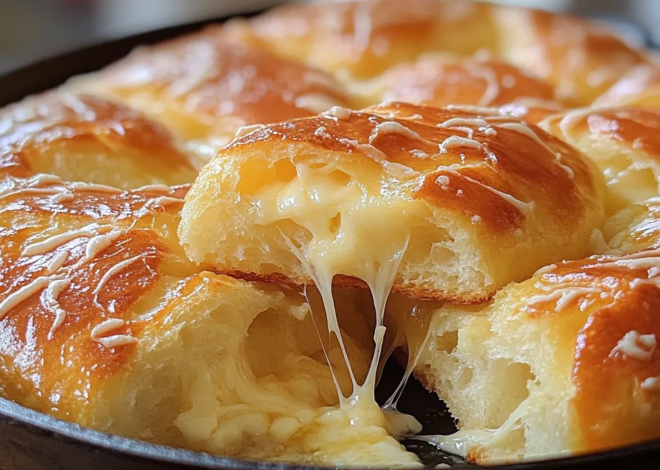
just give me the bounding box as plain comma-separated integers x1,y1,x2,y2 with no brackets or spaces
0,0,658,75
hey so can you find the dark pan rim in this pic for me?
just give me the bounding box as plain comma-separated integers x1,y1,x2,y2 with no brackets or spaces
3,395,660,470
0,6,659,470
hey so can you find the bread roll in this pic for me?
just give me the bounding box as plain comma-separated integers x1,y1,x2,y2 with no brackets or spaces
229,0,646,104
541,108,660,214
372,55,563,118
415,249,660,463
603,196,660,255
0,93,200,188
74,26,355,161
594,65,660,109
180,102,606,303
0,175,419,467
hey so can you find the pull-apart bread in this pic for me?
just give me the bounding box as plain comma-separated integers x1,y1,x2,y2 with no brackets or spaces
417,249,660,463
0,92,200,188
227,0,646,104
73,25,356,161
180,102,605,303
411,110,660,463
369,56,566,124
0,178,418,466
3,0,660,468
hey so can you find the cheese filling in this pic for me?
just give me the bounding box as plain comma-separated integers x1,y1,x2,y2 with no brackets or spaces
228,160,437,463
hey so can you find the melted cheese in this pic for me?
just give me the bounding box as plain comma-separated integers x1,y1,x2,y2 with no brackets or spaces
241,161,428,463
423,395,529,459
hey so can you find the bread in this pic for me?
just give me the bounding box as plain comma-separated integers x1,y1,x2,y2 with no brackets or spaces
594,65,660,109
0,92,200,188
540,108,660,214
2,0,660,467
180,101,606,303
0,176,424,466
414,249,660,463
228,0,647,104
371,55,564,118
73,26,356,161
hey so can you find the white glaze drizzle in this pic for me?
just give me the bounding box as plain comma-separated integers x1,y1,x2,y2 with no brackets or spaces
322,106,353,120
495,122,574,179
69,182,122,194
46,251,69,273
0,276,54,320
527,286,600,312
21,224,106,257
135,196,184,218
90,318,139,350
338,137,420,179
369,121,436,147
0,188,61,201
641,376,660,390
41,278,71,337
134,184,174,193
92,254,149,299
49,191,75,204
83,230,123,263
442,168,535,215
233,124,266,141
610,331,657,361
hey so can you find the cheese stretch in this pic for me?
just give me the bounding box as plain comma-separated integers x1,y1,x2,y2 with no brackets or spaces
213,157,437,465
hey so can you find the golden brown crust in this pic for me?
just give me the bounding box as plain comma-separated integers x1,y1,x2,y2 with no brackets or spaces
233,101,597,235
232,0,645,104
543,108,660,160
525,251,660,452
0,174,198,423
0,93,199,185
78,25,355,144
377,57,559,109
593,64,660,109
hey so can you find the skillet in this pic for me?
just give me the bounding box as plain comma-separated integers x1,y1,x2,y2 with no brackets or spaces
0,7,659,470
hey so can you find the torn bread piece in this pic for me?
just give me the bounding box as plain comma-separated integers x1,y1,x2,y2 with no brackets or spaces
0,177,421,467
180,102,606,303
0,92,200,188
415,249,660,464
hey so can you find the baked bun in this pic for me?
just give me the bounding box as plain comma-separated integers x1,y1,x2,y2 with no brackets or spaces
541,108,660,214
0,176,420,466
74,26,355,161
180,102,606,303
229,0,646,104
372,55,563,112
415,249,660,463
0,92,200,188
605,198,660,254
594,65,660,109
2,0,659,467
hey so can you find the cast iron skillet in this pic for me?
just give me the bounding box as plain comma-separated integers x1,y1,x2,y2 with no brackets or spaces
0,8,659,470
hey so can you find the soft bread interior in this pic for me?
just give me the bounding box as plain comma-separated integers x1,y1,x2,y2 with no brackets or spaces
182,147,539,302
416,303,573,463
92,273,420,466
